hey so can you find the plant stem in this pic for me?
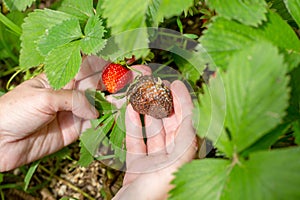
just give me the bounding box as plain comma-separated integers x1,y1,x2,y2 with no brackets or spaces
0,12,22,36
39,165,95,200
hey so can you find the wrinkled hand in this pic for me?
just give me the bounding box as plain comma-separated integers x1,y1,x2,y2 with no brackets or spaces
0,56,107,172
113,80,197,200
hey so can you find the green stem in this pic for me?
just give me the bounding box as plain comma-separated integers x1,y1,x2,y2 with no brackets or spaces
6,68,22,90
0,12,22,36
1,66,19,77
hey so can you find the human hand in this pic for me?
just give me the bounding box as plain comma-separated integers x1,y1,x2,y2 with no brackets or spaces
113,80,197,200
0,56,107,172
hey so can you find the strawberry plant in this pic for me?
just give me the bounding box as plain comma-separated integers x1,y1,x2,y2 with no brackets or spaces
0,0,300,199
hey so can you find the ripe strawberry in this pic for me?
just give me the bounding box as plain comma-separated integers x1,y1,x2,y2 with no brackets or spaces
126,75,174,119
102,63,133,93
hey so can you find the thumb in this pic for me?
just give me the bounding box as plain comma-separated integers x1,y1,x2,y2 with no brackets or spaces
49,89,99,119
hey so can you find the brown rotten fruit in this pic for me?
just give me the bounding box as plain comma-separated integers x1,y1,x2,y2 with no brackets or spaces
126,75,174,119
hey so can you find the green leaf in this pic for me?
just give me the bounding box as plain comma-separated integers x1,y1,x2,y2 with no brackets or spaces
20,9,74,70
0,11,24,65
195,42,289,155
38,19,82,56
200,11,300,71
77,142,94,167
146,0,161,26
110,105,126,162
173,54,201,84
268,0,294,23
95,0,104,15
85,90,117,114
0,173,3,183
24,160,40,191
155,0,193,23
225,42,289,152
80,116,115,156
0,11,22,36
240,122,290,157
293,120,300,145
284,0,300,27
3,0,35,11
101,0,193,59
194,71,232,155
223,147,300,199
199,17,260,70
81,15,107,55
58,0,94,22
171,147,300,200
170,159,231,200
286,66,300,121
208,0,267,26
103,0,148,34
44,41,81,89
102,0,149,58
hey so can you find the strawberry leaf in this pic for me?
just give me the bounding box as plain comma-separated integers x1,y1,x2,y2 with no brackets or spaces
155,0,193,23
194,42,289,155
224,42,289,152
293,120,300,145
110,104,127,162
102,0,148,35
102,0,149,59
193,71,231,155
170,147,300,200
207,0,267,26
172,54,201,85
85,90,117,114
286,66,300,122
3,0,35,11
240,122,290,157
101,0,194,59
269,0,294,23
20,9,74,70
200,11,300,71
77,142,94,167
80,116,115,157
81,15,107,55
58,0,94,22
284,0,300,27
37,18,82,56
44,41,81,89
146,0,161,26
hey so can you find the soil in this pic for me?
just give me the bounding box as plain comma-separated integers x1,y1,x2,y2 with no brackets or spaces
3,142,124,200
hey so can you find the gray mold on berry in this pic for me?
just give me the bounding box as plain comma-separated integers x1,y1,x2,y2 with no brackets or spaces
126,75,174,119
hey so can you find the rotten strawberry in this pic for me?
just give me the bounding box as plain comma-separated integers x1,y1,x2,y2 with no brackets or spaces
127,75,174,119
102,63,133,93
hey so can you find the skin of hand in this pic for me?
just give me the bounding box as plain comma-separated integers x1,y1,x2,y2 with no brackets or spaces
0,56,108,172
0,55,152,172
113,80,197,200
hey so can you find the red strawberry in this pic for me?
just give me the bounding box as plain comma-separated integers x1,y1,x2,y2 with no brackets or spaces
102,63,133,93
